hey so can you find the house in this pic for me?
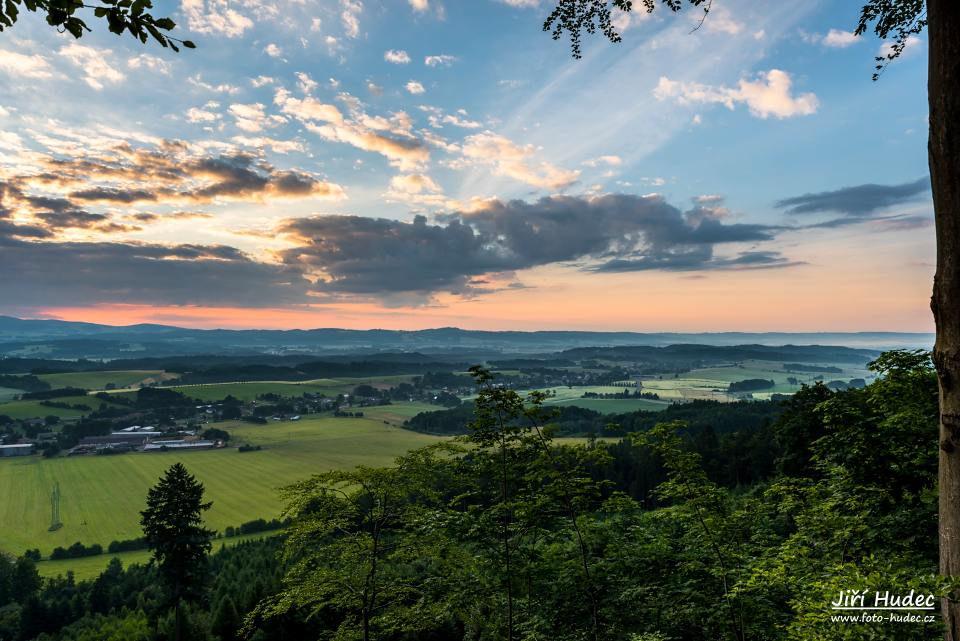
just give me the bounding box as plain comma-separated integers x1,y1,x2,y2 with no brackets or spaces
143,439,215,452
78,432,162,449
0,444,34,457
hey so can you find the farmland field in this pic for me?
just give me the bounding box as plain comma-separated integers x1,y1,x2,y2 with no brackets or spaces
0,395,130,420
362,402,440,425
515,360,872,410
525,386,671,414
38,370,174,390
34,531,281,580
166,375,416,402
0,411,445,557
0,387,20,402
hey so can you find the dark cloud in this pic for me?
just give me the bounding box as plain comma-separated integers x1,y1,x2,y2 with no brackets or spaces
278,194,790,297
0,236,310,307
594,250,802,273
70,187,160,203
59,152,343,204
775,177,930,216
126,211,214,223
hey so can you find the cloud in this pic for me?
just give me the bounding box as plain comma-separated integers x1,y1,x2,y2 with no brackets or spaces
384,173,454,208
654,70,818,119
385,49,411,64
424,54,458,67
405,80,426,94
878,34,923,60
0,49,54,78
703,6,743,35
189,75,241,94
582,155,622,167
263,43,283,58
186,106,221,123
231,136,304,154
275,193,787,299
341,0,362,38
275,87,430,170
0,236,309,307
408,0,429,11
274,90,344,123
775,177,930,217
126,211,214,224
3,140,346,215
459,132,579,190
228,103,285,133
295,72,318,94
181,0,253,37
59,43,125,90
420,105,481,129
127,54,172,74
823,29,858,48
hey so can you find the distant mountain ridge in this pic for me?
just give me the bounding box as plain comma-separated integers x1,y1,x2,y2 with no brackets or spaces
0,315,934,360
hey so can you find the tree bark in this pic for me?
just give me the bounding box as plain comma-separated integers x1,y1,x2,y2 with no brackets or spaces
930,0,960,639
175,599,182,641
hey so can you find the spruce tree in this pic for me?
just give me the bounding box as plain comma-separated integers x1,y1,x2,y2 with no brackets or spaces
140,462,214,641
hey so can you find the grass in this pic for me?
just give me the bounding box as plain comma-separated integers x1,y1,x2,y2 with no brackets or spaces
166,376,416,402
0,387,21,402
0,395,129,420
0,410,444,557
361,403,441,425
520,386,671,414
546,397,669,414
35,531,280,580
39,370,173,391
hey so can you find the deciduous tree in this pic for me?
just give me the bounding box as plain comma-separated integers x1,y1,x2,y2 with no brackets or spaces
542,3,959,636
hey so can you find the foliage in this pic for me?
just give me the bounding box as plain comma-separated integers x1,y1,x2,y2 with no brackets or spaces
0,0,194,50
139,462,214,639
544,0,926,80
1,350,941,641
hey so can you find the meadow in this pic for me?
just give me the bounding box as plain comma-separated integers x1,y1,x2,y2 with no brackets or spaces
0,410,445,558
0,387,22,402
0,395,130,420
528,386,671,413
166,375,415,402
34,531,281,579
38,370,173,390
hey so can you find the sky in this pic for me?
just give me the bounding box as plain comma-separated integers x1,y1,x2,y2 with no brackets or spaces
0,0,935,332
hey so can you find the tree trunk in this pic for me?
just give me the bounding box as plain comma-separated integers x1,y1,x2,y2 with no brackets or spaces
930,0,960,639
175,599,182,641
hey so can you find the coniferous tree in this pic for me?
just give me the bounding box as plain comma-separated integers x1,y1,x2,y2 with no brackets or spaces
140,462,214,641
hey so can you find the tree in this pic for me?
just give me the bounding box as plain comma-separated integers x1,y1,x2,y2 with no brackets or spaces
458,366,611,641
260,446,455,641
542,2,960,636
0,0,194,50
140,462,214,641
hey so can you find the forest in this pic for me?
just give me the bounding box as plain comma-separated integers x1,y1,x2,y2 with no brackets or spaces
0,350,939,640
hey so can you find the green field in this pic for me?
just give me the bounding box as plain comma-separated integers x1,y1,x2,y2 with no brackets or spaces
0,396,105,420
167,376,415,402
361,402,440,425
0,394,130,420
39,370,173,390
35,532,280,580
0,411,444,557
0,387,20,402
511,361,872,410
524,386,671,414
546,397,669,413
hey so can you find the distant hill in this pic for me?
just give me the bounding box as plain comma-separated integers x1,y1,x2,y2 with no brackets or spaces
0,315,934,361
